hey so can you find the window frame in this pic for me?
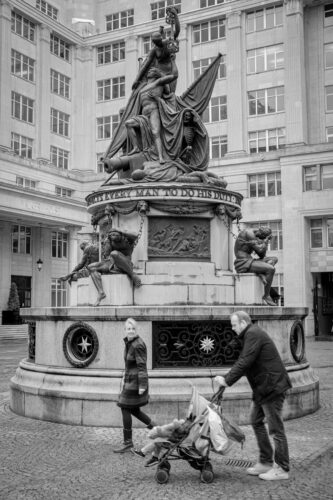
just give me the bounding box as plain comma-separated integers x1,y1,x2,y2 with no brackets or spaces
11,132,33,158
50,33,71,62
51,231,68,258
246,4,283,33
150,1,181,20
12,224,31,254
248,128,286,153
50,108,70,137
193,55,226,80
97,76,125,102
193,18,226,44
11,91,34,124
51,278,67,307
11,49,35,82
248,86,285,116
96,114,120,140
210,135,227,159
50,145,69,169
248,172,281,198
203,95,227,123
97,41,125,65
50,69,70,99
106,9,134,31
11,11,36,42
247,44,284,74
310,219,323,249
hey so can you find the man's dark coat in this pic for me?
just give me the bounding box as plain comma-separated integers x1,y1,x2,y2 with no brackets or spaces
225,323,292,405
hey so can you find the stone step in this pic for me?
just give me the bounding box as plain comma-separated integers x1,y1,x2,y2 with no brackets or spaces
0,324,28,340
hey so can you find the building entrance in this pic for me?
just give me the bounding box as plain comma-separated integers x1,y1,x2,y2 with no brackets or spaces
313,272,333,338
11,276,31,308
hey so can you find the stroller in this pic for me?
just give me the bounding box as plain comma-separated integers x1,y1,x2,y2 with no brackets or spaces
147,386,245,484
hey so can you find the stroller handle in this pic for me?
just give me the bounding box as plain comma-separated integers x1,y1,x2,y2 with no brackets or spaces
210,385,226,405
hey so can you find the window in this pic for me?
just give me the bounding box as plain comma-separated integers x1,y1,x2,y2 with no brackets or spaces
200,0,226,7
325,43,333,69
97,77,125,101
52,231,68,258
247,45,284,74
327,219,333,247
12,225,31,254
50,34,70,61
97,41,125,65
51,108,70,137
325,85,333,111
55,186,72,198
51,279,67,307
11,133,33,158
203,96,227,122
11,92,34,124
303,164,333,191
325,4,333,25
210,136,227,158
50,146,69,169
97,154,105,173
151,1,181,20
11,50,35,82
193,55,226,79
106,9,134,31
310,219,323,248
258,221,283,251
11,276,31,308
271,273,284,306
326,126,333,142
193,18,225,44
36,0,58,20
97,115,120,139
248,87,284,116
248,172,281,198
11,11,35,42
248,128,286,153
247,5,283,32
16,176,36,189
50,70,70,99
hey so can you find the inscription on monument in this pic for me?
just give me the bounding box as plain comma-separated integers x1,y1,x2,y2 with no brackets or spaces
148,217,210,260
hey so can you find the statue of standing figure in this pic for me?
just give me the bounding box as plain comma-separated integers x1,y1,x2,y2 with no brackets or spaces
234,227,278,306
87,228,141,306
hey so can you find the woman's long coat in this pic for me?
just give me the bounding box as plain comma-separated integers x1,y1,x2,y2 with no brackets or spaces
118,335,149,408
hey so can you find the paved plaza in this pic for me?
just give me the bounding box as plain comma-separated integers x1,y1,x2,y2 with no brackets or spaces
0,338,332,500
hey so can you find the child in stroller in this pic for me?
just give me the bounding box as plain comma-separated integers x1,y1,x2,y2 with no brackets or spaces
132,386,244,484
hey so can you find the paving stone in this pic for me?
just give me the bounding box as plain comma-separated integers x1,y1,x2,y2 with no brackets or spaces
0,338,332,500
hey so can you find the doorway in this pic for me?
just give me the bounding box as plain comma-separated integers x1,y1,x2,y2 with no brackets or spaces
11,276,31,308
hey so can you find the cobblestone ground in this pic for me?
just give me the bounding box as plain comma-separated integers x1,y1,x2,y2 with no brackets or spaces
0,338,332,500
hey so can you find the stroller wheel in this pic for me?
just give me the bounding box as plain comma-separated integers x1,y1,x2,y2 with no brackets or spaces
200,468,214,483
155,468,169,484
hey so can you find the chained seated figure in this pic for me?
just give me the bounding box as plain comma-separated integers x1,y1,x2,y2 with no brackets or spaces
234,226,278,307
87,228,141,306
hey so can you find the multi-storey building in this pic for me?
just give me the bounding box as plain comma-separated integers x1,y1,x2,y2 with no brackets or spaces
0,0,332,337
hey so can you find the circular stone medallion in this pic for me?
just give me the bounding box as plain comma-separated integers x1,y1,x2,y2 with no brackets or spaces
290,320,305,363
63,322,99,368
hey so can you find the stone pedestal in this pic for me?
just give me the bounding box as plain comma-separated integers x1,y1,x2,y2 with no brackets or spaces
10,182,319,427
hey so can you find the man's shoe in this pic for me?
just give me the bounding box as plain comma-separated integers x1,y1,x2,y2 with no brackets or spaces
246,463,272,476
259,464,289,480
113,440,133,453
144,456,159,467
131,448,145,458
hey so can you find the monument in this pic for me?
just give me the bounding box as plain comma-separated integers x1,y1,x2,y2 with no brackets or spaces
10,8,318,427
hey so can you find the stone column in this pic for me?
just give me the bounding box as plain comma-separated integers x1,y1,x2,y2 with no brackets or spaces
36,24,51,161
225,11,246,156
0,221,12,319
68,227,79,305
71,45,95,170
32,226,51,307
0,1,12,149
125,35,139,96
284,0,308,145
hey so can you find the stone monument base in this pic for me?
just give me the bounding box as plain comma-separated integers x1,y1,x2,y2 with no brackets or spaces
10,305,319,427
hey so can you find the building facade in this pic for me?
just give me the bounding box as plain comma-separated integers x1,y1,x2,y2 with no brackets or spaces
0,0,332,336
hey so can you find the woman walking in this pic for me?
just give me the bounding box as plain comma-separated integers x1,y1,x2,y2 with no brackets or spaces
114,317,155,453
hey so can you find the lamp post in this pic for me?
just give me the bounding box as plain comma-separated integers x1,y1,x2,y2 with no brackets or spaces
36,258,43,271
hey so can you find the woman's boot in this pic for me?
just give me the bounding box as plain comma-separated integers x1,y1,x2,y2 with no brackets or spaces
113,428,133,453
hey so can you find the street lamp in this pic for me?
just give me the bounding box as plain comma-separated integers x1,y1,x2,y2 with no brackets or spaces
36,258,43,271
